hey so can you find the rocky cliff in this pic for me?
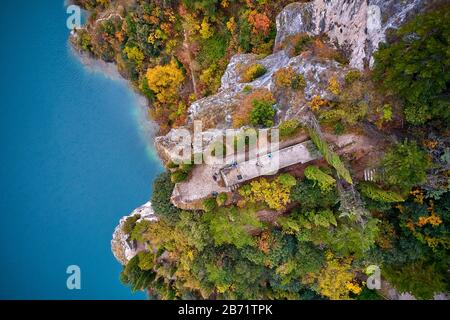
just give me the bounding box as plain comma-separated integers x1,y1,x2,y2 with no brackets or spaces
275,0,426,69
155,0,428,164
111,201,158,265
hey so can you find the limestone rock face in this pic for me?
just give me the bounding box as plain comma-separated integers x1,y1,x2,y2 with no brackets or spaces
111,202,158,265
157,0,428,163
187,51,348,128
187,51,291,128
274,0,426,69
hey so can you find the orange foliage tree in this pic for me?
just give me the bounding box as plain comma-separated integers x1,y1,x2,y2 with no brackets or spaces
248,10,271,36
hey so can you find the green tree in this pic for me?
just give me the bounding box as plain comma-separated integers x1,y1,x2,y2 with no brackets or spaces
308,128,353,184
151,172,180,224
137,251,155,271
290,179,338,211
373,5,450,124
324,218,379,258
384,261,447,299
250,99,275,127
171,170,188,183
360,182,404,203
304,166,336,192
381,141,430,193
216,193,228,207
120,255,155,292
182,0,219,16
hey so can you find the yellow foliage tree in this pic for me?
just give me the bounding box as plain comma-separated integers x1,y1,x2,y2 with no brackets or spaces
200,18,214,39
328,76,341,95
146,60,184,105
304,251,360,300
309,96,328,111
226,17,236,33
239,175,296,211
123,46,145,68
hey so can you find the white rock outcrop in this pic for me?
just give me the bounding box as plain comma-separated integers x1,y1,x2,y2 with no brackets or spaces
111,201,158,265
186,52,348,127
274,0,426,69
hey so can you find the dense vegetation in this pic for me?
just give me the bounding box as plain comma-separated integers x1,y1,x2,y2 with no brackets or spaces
373,4,450,125
75,1,450,300
73,0,300,133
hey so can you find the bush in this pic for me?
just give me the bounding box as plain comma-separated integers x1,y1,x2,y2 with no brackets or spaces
241,63,267,83
250,99,276,127
279,119,301,137
216,193,228,207
233,89,275,128
278,174,297,188
293,33,313,56
373,5,450,124
333,122,345,135
328,76,341,95
291,74,306,90
344,70,361,85
203,198,217,213
171,170,188,183
180,163,194,173
309,96,328,111
242,85,253,93
274,67,306,91
404,103,430,125
273,67,293,88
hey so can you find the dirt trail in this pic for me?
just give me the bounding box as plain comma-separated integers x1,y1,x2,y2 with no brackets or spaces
182,29,199,97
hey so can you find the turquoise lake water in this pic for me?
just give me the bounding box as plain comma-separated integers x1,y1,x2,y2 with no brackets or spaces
0,1,162,299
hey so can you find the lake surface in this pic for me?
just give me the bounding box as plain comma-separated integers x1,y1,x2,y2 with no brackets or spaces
0,1,162,299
